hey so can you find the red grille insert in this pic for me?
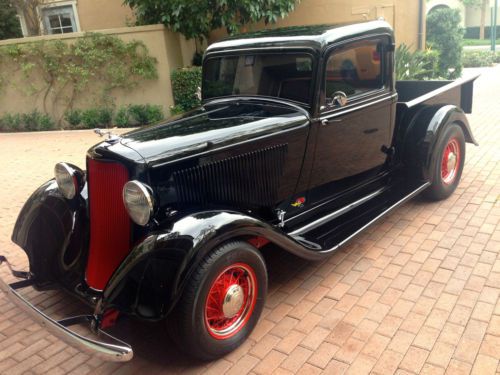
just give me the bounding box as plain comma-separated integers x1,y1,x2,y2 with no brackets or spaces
86,158,131,291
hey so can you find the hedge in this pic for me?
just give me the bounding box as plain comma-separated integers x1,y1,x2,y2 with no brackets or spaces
171,67,202,114
0,110,54,132
463,50,500,67
0,104,165,132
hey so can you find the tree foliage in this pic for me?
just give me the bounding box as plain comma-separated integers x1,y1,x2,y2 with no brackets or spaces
124,0,299,41
426,8,464,79
0,0,22,40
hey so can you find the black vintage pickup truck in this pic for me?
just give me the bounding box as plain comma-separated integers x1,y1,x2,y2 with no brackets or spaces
0,20,478,361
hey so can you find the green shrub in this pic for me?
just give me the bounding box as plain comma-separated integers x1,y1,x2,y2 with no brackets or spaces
81,108,101,128
81,107,114,128
97,107,113,127
38,114,55,131
419,49,440,77
0,110,54,132
128,104,164,125
115,106,131,127
169,104,185,116
64,109,82,128
171,67,202,113
426,8,464,79
462,50,495,67
22,110,54,131
0,113,22,132
494,52,500,64
396,44,441,80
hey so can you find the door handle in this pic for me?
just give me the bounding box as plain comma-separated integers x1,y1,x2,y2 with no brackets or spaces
363,128,379,134
321,118,343,126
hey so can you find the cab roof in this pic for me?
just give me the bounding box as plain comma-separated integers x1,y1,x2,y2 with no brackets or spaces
206,20,394,55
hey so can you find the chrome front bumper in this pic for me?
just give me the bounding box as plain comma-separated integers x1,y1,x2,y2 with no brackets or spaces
0,256,133,362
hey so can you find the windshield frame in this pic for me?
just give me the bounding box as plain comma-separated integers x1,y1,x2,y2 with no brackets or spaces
201,48,318,110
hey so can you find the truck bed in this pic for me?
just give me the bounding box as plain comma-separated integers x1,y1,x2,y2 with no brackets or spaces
396,74,479,114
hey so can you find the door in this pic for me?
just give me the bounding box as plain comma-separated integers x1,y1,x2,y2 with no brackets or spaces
308,36,395,204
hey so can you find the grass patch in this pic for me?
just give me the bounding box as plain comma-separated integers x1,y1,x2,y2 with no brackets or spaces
464,38,500,46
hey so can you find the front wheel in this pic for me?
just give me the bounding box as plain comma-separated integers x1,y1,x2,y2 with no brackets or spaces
169,241,267,360
424,124,465,200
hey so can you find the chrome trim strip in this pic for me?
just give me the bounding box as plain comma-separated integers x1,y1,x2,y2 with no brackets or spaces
0,270,133,362
289,188,385,236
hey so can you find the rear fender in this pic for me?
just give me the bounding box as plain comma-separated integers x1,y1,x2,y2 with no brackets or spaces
11,179,88,287
403,105,477,182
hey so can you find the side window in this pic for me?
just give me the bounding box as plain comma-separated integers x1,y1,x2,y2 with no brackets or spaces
325,39,385,102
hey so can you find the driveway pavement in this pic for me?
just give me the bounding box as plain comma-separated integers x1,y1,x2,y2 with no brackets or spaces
0,66,499,374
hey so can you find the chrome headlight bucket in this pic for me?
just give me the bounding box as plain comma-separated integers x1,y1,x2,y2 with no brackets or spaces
123,180,155,226
54,162,85,200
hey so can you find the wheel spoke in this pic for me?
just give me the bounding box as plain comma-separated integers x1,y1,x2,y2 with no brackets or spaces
204,263,258,340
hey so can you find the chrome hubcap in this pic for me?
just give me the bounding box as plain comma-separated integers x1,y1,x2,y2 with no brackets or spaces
447,152,457,174
222,284,244,318
441,138,461,185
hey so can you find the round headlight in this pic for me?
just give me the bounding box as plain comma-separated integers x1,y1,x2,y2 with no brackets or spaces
123,181,155,226
54,162,80,199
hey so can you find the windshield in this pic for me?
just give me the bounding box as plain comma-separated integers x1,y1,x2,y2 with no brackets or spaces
202,53,314,105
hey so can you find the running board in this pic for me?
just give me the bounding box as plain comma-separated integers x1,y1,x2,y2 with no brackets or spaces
288,181,430,255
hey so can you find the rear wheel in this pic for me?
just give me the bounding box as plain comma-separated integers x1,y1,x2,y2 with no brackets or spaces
169,241,267,360
424,124,465,200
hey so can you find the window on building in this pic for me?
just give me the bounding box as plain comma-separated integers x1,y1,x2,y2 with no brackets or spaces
42,6,77,34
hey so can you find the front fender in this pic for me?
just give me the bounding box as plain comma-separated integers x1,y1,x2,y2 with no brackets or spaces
102,210,319,320
11,179,88,287
403,105,478,182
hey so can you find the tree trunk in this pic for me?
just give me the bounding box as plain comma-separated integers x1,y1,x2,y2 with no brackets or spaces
13,0,43,36
479,0,487,40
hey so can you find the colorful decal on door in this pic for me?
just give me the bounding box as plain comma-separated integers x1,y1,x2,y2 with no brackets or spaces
291,197,306,208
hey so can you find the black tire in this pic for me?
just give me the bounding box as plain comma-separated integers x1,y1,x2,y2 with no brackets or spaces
424,124,465,201
168,241,267,361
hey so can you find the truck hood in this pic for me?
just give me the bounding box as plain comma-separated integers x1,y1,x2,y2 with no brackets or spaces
119,100,309,165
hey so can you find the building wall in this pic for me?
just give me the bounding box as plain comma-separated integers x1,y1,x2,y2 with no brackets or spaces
0,25,192,120
466,4,500,28
76,0,135,31
210,0,425,49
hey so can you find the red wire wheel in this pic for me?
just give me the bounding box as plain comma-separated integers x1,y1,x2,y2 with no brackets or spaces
204,263,258,340
441,137,461,185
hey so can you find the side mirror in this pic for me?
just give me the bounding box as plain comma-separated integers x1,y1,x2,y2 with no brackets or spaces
326,91,348,107
195,86,202,101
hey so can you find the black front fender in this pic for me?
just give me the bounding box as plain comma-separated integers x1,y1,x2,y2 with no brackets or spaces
102,210,320,320
11,179,88,287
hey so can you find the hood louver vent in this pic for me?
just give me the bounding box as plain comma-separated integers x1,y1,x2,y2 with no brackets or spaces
173,144,287,208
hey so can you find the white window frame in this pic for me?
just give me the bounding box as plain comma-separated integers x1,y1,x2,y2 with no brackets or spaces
40,0,81,35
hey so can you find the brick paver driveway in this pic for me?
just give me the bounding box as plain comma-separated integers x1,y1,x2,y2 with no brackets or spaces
0,66,499,375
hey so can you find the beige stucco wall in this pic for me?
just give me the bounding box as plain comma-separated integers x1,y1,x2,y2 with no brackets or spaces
210,0,424,49
76,0,135,31
0,25,192,121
